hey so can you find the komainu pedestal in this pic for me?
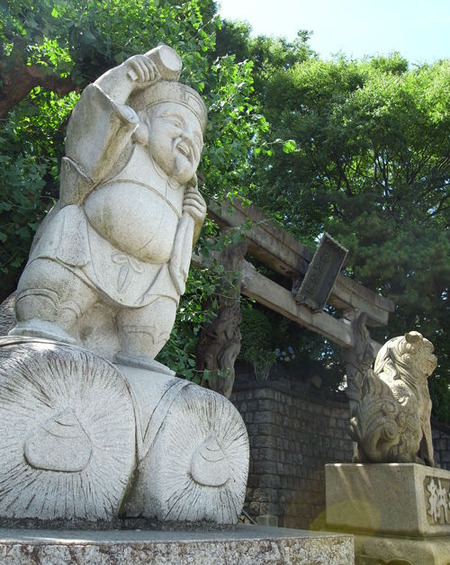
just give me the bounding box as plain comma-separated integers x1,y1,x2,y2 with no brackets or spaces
326,463,450,565
327,331,449,563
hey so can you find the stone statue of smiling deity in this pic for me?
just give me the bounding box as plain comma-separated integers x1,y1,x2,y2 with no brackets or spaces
10,45,208,371
3,48,249,526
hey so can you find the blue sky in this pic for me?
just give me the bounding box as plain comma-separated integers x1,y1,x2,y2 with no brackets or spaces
217,0,449,64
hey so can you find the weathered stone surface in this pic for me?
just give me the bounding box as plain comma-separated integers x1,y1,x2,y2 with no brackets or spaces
120,365,249,524
230,380,450,530
342,311,377,406
326,463,450,564
0,293,15,336
354,533,450,565
0,337,136,522
326,463,450,537
0,46,251,528
232,381,354,529
240,260,354,347
10,45,207,371
0,526,354,564
0,337,250,525
349,331,437,465
295,233,348,313
208,199,394,325
196,239,248,398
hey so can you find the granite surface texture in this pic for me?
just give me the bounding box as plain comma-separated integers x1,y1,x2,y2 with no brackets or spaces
0,525,354,564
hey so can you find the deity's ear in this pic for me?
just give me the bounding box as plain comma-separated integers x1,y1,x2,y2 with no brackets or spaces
405,331,423,345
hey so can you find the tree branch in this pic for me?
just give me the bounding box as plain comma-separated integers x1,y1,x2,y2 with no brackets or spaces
0,62,79,118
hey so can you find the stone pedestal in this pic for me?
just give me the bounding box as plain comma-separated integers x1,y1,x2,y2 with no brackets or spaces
0,337,249,525
0,525,354,564
325,463,450,564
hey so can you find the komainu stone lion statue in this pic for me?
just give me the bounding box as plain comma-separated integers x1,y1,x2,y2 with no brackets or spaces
349,331,437,466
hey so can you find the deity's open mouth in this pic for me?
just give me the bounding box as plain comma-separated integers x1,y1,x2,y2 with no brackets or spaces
176,141,190,159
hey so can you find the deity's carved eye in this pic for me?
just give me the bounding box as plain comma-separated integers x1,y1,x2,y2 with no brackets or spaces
161,113,184,129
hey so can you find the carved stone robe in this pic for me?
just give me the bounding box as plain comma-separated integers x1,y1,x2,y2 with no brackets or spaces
28,84,193,307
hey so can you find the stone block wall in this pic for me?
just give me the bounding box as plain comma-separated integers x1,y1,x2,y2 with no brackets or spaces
231,381,450,530
231,382,353,530
432,420,450,470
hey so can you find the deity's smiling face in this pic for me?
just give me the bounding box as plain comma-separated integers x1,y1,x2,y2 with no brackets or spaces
145,102,203,185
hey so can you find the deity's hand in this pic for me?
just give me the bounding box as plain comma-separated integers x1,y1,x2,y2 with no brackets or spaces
125,55,160,88
182,184,207,226
94,53,160,102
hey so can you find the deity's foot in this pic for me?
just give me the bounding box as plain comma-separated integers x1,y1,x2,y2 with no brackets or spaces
114,351,175,376
9,318,76,344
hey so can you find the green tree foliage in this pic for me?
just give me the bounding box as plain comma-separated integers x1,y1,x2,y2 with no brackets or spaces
250,53,450,420
0,0,264,299
0,0,272,386
239,303,344,393
1,4,449,421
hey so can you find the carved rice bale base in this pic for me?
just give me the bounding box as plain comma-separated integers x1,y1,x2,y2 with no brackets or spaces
125,383,249,524
0,337,136,521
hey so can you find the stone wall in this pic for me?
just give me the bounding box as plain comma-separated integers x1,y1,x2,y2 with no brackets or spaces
433,420,450,470
231,381,450,530
231,381,353,530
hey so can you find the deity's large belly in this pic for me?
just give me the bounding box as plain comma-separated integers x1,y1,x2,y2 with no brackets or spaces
84,183,180,263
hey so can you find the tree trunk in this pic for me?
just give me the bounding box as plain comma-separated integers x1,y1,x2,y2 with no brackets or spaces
0,62,78,118
196,239,248,398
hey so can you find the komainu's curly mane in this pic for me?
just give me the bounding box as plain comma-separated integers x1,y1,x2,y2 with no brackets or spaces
350,331,437,466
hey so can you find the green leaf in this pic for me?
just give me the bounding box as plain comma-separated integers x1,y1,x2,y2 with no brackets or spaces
282,139,296,153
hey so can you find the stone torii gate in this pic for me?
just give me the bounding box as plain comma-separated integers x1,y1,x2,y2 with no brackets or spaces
197,197,394,398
